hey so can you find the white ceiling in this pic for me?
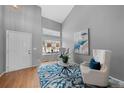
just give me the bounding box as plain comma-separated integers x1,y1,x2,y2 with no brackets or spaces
40,5,74,23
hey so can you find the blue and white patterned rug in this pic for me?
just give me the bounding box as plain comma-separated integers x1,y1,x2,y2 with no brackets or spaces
38,63,84,88
38,63,124,88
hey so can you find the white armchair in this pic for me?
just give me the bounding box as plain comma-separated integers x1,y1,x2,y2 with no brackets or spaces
80,49,112,87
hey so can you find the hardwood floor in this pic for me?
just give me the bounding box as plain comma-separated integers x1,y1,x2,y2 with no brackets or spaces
0,67,40,88
0,61,57,88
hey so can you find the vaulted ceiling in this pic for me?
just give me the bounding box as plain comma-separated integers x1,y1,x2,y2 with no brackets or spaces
39,5,74,23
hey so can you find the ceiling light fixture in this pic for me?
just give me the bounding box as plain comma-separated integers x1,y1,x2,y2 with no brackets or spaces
12,5,18,8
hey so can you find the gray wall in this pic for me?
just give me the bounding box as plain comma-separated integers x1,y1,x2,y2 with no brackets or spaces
62,5,124,80
42,17,62,31
0,6,4,73
42,17,62,62
2,5,42,72
0,6,62,73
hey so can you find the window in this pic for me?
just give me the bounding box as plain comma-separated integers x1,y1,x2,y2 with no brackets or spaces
42,28,61,54
43,28,60,37
42,40,60,53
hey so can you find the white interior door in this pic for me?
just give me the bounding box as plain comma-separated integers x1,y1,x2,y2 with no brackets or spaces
6,30,32,72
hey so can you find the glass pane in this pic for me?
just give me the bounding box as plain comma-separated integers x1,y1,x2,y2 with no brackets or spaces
42,40,60,54
43,28,60,37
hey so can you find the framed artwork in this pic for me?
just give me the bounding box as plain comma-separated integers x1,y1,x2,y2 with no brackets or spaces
74,28,90,55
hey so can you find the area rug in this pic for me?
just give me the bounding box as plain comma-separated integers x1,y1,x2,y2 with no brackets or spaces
38,63,84,88
38,63,124,88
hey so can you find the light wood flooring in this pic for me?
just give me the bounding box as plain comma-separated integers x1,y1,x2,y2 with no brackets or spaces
0,61,57,88
0,67,40,88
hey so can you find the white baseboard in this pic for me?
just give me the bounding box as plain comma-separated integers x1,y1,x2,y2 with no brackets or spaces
109,76,124,83
5,65,38,73
32,64,39,67
0,72,5,77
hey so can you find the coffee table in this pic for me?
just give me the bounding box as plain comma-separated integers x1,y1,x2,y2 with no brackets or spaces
58,61,78,76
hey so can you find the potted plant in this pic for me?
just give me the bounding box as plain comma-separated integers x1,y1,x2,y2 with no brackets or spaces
59,48,69,63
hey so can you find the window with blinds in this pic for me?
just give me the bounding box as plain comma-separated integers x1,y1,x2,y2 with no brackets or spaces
42,28,61,54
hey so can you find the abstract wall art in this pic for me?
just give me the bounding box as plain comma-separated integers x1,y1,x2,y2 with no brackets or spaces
74,28,90,55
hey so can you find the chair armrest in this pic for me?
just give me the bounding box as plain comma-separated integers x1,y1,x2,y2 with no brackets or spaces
80,62,90,73
89,68,102,73
81,61,89,66
80,62,106,74
88,68,109,81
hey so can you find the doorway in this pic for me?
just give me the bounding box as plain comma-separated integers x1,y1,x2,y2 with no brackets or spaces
6,30,32,72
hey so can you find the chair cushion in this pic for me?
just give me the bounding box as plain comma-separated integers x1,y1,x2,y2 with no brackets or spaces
89,58,101,70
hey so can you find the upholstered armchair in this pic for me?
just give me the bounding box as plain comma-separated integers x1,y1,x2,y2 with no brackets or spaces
80,49,112,87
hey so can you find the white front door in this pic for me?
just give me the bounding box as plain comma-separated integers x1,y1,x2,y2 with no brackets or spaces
6,30,32,72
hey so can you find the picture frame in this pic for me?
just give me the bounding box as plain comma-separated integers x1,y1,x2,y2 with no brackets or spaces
74,28,90,55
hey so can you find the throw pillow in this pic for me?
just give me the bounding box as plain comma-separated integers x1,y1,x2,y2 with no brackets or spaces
89,58,101,70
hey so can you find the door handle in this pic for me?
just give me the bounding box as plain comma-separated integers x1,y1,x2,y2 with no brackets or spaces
28,50,32,54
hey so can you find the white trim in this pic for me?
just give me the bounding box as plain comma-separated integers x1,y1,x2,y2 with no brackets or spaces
6,30,9,72
109,76,124,83
32,64,39,68
5,65,36,73
0,72,5,77
0,65,38,77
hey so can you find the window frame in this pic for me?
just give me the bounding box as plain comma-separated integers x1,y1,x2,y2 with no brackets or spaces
42,28,61,55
